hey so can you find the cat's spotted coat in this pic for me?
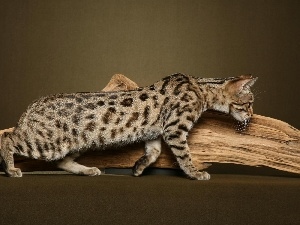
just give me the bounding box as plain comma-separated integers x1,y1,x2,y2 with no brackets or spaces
0,73,257,179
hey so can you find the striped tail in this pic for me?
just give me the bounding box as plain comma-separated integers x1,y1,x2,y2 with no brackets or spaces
0,132,3,165
0,128,15,165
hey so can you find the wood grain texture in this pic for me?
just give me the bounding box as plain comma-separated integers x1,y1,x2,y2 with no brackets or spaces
1,74,299,174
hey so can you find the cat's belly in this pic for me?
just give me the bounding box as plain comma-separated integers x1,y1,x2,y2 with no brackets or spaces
82,127,162,149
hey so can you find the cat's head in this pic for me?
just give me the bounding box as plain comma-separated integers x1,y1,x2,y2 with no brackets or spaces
224,75,258,130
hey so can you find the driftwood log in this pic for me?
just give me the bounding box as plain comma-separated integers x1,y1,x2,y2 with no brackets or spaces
1,74,300,175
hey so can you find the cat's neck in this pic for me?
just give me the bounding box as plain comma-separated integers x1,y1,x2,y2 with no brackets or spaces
203,86,229,113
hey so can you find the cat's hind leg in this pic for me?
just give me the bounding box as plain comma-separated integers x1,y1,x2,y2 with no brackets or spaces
57,152,101,176
0,132,22,177
133,138,162,176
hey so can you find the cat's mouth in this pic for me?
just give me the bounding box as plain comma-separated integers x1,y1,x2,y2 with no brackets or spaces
234,118,251,132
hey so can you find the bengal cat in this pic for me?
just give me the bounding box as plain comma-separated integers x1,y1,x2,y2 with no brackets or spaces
0,73,257,179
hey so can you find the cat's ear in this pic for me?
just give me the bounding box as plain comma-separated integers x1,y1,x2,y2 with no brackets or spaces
225,75,258,94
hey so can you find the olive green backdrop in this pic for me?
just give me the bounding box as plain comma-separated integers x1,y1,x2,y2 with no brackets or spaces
1,0,299,129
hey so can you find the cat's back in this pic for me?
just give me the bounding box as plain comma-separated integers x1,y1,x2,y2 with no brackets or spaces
15,87,163,140
16,90,146,128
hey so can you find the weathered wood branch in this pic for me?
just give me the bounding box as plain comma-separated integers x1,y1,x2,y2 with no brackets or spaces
1,74,299,174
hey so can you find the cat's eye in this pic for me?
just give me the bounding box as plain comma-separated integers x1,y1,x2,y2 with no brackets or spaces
232,103,243,108
232,103,242,106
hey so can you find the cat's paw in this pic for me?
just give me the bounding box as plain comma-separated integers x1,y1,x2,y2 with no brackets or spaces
7,168,23,178
84,167,101,176
192,171,210,180
132,169,142,177
132,158,146,177
132,166,144,177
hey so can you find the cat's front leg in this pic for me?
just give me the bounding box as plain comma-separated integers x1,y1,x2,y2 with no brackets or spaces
163,132,210,180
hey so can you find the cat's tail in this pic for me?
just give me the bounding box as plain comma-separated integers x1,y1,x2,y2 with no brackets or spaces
0,127,14,165
0,132,3,165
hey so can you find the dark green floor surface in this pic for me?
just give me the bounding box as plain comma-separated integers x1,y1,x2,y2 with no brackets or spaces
1,173,299,225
